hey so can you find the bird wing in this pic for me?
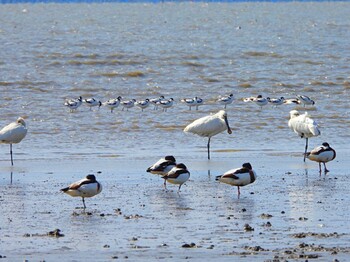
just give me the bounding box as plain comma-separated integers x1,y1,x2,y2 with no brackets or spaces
0,122,27,143
184,115,225,137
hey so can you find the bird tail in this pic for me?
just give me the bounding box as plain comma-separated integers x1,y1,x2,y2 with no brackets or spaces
60,187,69,192
215,175,222,181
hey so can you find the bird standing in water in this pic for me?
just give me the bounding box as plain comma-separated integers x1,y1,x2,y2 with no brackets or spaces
306,142,336,174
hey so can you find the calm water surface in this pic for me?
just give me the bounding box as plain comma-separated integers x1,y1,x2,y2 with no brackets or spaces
0,2,349,162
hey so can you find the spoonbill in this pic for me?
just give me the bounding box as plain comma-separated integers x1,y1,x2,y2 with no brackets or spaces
184,110,232,159
162,163,190,192
146,155,176,176
61,174,102,210
218,94,234,109
216,162,257,197
288,110,320,162
0,117,27,166
306,142,336,174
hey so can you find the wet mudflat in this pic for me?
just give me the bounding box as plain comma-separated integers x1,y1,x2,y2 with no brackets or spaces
1,150,349,261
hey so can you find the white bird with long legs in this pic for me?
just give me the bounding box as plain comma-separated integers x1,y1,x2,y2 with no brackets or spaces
103,96,122,113
150,96,164,110
84,98,102,110
61,174,102,210
135,99,150,112
288,110,320,162
216,162,257,197
0,117,27,166
306,142,336,174
158,98,174,112
184,110,232,160
64,96,82,112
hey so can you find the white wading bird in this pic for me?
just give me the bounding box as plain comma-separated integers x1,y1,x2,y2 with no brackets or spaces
61,174,102,209
184,110,232,160
158,98,174,112
121,99,136,111
218,94,234,109
0,117,27,166
162,163,190,192
296,95,315,107
216,162,257,197
146,155,177,176
306,142,336,174
288,110,320,162
150,96,165,110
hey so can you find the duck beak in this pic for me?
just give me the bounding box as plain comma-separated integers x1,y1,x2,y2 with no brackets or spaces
224,115,232,134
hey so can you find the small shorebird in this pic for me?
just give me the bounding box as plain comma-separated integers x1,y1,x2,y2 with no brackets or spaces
181,97,197,110
83,98,102,110
158,98,174,112
61,174,102,209
243,95,268,109
64,96,82,112
216,162,257,197
146,155,177,176
218,94,234,109
296,95,315,107
0,117,27,166
162,163,190,192
184,110,232,160
135,99,150,112
103,96,122,113
267,97,285,107
284,98,301,105
306,142,336,174
150,96,165,110
288,110,320,162
121,99,136,111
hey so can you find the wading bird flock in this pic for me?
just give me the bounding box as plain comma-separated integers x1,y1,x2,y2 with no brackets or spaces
0,93,337,209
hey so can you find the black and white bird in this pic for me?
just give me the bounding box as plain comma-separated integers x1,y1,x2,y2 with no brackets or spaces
83,98,102,110
306,142,336,174
288,110,321,162
162,163,190,192
296,95,315,107
135,99,150,112
158,98,174,112
64,96,82,112
218,94,234,109
121,99,136,111
150,96,165,110
103,96,122,113
216,162,257,197
61,175,102,209
146,155,176,176
0,117,28,166
267,97,285,107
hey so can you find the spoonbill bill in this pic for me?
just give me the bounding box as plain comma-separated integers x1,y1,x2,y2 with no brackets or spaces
162,163,190,192
306,142,336,174
288,110,320,162
146,155,176,176
216,162,256,197
0,117,27,166
184,110,232,159
61,174,102,210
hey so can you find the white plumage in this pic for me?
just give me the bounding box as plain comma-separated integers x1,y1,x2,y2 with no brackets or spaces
64,96,82,112
218,94,234,109
83,98,102,110
135,99,150,111
184,110,232,159
296,95,315,107
0,117,28,166
103,96,122,113
288,110,321,161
